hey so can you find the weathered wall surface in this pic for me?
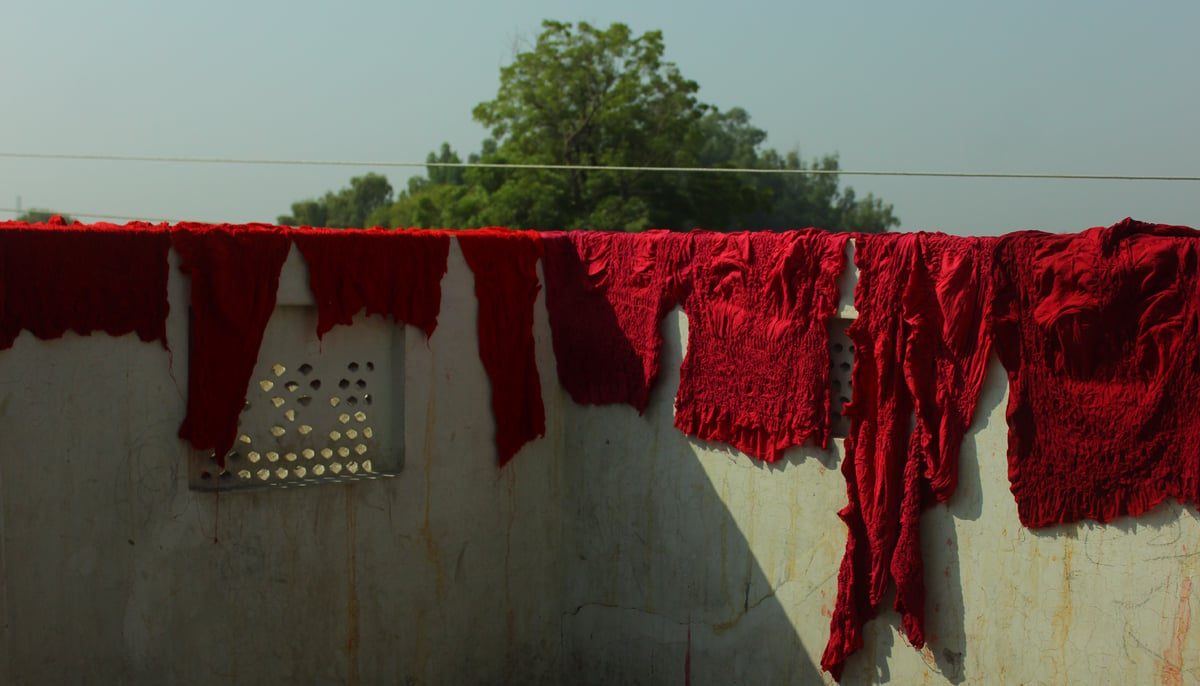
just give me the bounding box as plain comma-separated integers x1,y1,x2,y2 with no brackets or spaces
1,239,1197,684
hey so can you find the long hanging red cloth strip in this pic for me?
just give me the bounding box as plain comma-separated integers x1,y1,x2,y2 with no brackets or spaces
675,230,846,461
0,219,171,350
541,230,693,412
822,233,993,680
991,218,1200,528
173,223,292,467
290,227,451,339
457,229,546,466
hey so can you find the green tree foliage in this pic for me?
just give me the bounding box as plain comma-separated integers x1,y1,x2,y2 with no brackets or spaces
291,21,900,233
277,173,393,228
15,209,76,223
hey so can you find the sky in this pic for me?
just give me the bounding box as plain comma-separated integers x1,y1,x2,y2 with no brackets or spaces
2,0,1198,235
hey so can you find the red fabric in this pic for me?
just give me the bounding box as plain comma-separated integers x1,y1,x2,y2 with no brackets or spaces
173,223,292,466
291,227,451,338
822,233,993,680
541,230,692,412
458,229,546,466
0,220,171,350
675,230,846,461
992,218,1200,527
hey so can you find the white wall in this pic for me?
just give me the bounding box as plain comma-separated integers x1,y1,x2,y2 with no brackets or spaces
0,238,1196,684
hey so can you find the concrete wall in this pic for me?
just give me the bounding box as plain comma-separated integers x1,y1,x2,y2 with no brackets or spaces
0,238,1197,684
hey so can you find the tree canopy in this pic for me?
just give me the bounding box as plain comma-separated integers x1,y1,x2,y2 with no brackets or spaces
14,209,76,224
290,20,899,233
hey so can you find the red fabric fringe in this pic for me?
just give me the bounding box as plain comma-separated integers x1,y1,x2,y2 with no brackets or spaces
173,223,292,466
458,229,547,466
291,227,451,339
675,230,847,461
822,233,993,679
992,218,1200,527
0,219,171,350
541,230,692,412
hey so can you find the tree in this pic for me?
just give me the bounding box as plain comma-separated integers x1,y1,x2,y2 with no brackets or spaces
15,209,76,224
283,21,899,233
277,173,393,228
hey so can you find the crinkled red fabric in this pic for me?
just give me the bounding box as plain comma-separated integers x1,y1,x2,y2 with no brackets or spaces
992,218,1200,528
291,227,451,339
174,223,292,466
0,220,171,350
675,230,846,461
541,231,692,412
458,229,546,466
822,233,993,680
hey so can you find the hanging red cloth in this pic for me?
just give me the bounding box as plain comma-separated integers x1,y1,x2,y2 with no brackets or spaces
457,229,546,466
0,220,171,350
822,233,993,680
675,230,846,461
992,218,1200,527
542,230,692,412
291,227,451,339
173,223,292,466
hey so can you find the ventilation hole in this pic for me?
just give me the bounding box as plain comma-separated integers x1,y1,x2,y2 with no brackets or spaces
310,379,322,391
275,468,288,479
257,469,270,481
362,459,373,473
346,396,358,406
354,411,367,422
238,434,252,444
298,425,313,435
363,427,374,439
266,451,280,463
356,379,367,389
354,444,367,456
364,394,373,405
297,395,313,407
338,413,351,424
219,471,233,481
244,400,251,411
284,452,297,462
329,397,340,407
270,425,286,437
366,361,374,371
330,463,343,474
200,471,212,480
302,448,315,460
226,452,240,462
247,451,261,463
272,364,286,377
259,380,274,392
294,466,307,478
271,397,285,408
347,462,359,474
833,343,844,353
237,470,252,479
284,409,296,422
832,379,842,390
329,430,342,441
337,447,350,458
849,345,856,353
339,379,350,389
299,364,313,375
345,429,358,440
839,362,851,372
320,448,333,459
313,464,326,476
348,362,359,372
285,381,299,392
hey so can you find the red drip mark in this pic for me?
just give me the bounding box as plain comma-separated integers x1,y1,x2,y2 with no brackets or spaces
684,613,691,686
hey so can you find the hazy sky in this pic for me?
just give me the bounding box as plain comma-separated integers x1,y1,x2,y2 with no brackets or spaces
3,0,1197,234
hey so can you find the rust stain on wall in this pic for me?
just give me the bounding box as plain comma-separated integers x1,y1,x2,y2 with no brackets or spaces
1159,576,1192,686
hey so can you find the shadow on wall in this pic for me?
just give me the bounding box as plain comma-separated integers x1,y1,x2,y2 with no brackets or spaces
557,308,825,685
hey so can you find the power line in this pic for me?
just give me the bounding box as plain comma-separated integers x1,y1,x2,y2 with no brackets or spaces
1,151,1197,182
0,207,177,223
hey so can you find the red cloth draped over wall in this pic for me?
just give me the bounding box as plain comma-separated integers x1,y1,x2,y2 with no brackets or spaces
822,233,993,679
542,230,692,412
291,227,451,339
992,218,1200,527
0,220,171,350
675,230,847,461
173,223,292,466
458,230,547,466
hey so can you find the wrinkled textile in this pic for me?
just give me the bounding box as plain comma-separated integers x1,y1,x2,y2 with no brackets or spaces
542,231,692,412
675,230,846,461
174,224,291,466
992,218,1200,527
0,220,171,350
458,230,546,466
822,233,993,680
292,228,451,338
